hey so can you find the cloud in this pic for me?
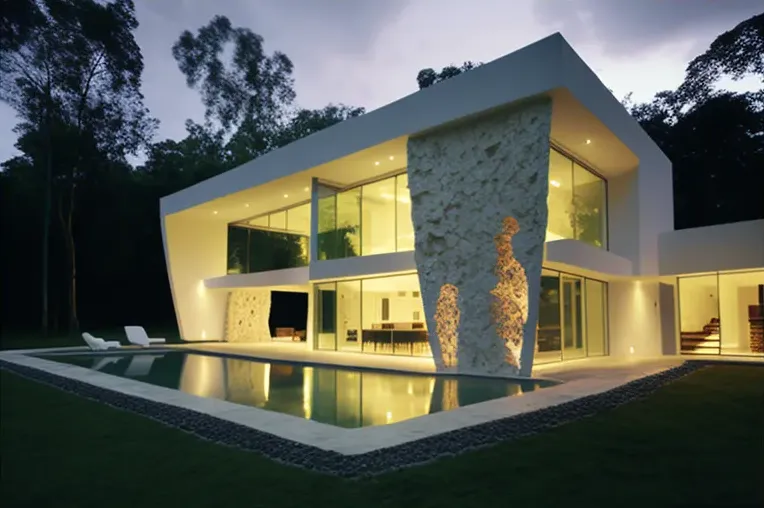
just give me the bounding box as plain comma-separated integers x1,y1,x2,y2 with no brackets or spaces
134,0,410,145
533,0,763,57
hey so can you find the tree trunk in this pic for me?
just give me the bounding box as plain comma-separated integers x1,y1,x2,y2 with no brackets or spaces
40,102,52,336
58,184,79,334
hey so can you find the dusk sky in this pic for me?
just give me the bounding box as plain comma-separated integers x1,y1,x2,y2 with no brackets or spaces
1,0,762,164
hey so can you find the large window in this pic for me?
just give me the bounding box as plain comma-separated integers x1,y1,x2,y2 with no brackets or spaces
546,148,607,248
679,271,764,356
226,203,310,274
534,269,609,365
317,173,415,260
313,273,430,357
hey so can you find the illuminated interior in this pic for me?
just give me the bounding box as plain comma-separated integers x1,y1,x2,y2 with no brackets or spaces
678,271,764,356
315,273,430,357
316,172,413,260
223,147,608,272
547,147,607,248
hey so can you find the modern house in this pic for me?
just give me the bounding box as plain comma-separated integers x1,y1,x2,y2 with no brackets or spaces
160,33,764,378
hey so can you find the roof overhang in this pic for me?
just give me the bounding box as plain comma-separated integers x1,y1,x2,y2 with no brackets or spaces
161,32,667,224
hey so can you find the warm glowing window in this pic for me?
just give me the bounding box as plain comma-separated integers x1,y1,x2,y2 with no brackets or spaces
317,173,415,260
546,148,607,248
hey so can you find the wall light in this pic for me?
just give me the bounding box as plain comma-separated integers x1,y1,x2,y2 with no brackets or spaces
196,280,206,297
629,346,635,354
389,156,394,161
550,180,561,188
586,139,592,145
201,330,207,340
374,161,380,166
212,210,218,215
303,187,309,192
244,203,249,208
283,194,289,198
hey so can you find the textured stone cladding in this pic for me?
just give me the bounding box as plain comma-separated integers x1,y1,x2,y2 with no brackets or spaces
408,99,552,377
224,289,272,342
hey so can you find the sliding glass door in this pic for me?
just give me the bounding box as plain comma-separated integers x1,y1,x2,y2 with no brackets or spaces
561,275,586,360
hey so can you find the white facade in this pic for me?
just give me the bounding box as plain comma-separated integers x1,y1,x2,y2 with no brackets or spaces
160,33,764,376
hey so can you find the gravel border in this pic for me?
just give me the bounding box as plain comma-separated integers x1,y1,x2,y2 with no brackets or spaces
0,358,704,478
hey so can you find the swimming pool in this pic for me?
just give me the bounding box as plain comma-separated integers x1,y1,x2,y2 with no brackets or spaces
42,351,556,428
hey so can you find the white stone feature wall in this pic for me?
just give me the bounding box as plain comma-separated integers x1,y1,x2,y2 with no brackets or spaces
408,99,552,377
224,289,272,343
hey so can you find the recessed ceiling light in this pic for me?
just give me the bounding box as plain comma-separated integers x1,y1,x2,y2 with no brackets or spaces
303,187,309,192
585,139,591,145
212,210,218,215
389,156,394,161
374,161,380,166
550,180,561,188
283,194,289,198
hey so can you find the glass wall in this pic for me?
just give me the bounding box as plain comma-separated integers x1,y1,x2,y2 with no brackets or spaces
534,269,609,365
317,173,414,260
315,282,337,350
679,271,764,356
315,269,606,362
719,271,764,356
226,203,310,274
313,273,430,357
585,279,608,356
546,147,608,248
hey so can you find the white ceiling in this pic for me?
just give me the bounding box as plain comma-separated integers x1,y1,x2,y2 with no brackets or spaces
179,90,638,226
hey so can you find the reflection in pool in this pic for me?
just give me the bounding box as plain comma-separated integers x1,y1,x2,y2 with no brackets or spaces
44,352,556,428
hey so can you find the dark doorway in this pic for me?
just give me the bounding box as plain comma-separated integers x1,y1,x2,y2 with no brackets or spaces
268,291,308,338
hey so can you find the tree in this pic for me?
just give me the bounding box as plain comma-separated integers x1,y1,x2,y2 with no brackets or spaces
416,61,482,90
268,104,365,149
677,13,764,105
625,12,764,229
172,15,296,134
0,0,156,334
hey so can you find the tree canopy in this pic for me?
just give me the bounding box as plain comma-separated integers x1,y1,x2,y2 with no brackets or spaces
1,8,762,337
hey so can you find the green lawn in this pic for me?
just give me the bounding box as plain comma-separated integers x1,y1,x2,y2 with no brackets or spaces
1,365,762,508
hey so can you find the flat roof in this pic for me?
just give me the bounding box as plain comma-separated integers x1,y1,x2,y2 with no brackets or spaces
161,32,668,220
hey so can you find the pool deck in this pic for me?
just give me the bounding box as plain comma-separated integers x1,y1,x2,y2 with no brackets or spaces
1,344,761,457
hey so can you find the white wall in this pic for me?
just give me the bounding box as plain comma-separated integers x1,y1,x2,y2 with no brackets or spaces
608,280,665,358
659,220,764,275
163,213,228,341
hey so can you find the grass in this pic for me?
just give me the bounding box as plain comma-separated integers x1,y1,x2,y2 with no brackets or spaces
1,365,763,508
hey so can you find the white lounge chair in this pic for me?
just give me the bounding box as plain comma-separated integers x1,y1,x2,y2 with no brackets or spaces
92,356,122,371
124,326,166,347
82,332,121,351
124,354,164,376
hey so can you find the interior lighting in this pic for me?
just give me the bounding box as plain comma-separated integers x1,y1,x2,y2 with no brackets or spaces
585,139,591,145
629,346,635,354
303,187,309,192
212,210,218,215
550,180,561,188
283,194,289,198
244,203,250,208
374,161,380,166
389,156,394,161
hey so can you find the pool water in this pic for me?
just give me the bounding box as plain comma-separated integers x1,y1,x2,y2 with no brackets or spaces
43,352,556,428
